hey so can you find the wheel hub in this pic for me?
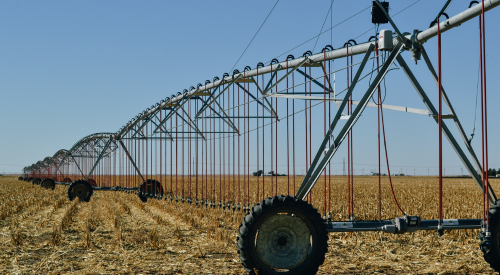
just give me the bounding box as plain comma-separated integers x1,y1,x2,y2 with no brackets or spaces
72,184,88,200
256,214,311,270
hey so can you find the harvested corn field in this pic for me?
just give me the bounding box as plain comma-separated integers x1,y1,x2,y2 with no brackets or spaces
1,176,498,274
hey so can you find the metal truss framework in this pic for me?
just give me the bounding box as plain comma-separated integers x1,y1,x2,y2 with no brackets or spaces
22,0,498,209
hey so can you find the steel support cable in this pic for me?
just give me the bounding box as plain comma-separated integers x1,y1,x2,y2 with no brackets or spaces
354,0,422,40
313,0,336,54
229,0,280,73
264,0,419,66
266,5,370,64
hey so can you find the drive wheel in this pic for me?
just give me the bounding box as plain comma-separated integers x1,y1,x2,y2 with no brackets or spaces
67,180,93,202
32,178,42,186
138,179,163,203
40,178,56,190
481,200,500,271
87,178,97,187
237,195,328,275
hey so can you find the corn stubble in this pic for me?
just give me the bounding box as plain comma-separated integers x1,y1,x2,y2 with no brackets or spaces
0,176,498,274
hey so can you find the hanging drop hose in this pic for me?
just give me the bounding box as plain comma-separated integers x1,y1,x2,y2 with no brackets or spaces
437,13,445,233
379,86,406,216
375,36,382,220
481,0,490,227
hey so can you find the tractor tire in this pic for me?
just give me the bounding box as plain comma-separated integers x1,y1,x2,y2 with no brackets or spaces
67,180,93,202
32,178,42,186
87,178,97,187
138,179,163,203
480,200,500,271
28,177,34,184
40,178,56,190
237,195,328,275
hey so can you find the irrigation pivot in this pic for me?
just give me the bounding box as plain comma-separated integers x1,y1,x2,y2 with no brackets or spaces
20,1,500,273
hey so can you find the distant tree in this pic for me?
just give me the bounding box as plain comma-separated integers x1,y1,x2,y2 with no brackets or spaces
253,170,263,176
488,168,497,177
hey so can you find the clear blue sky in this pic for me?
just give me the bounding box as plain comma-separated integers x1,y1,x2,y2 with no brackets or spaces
1,0,499,176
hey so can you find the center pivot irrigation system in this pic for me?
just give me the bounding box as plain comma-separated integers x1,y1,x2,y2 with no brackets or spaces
18,1,500,273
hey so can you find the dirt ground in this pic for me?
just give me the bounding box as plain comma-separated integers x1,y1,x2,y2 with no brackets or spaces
0,175,498,274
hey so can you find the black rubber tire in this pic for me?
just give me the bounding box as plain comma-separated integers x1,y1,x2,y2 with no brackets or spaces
40,178,56,190
32,178,42,186
28,177,34,184
480,200,500,271
67,180,93,202
87,178,97,187
237,195,328,275
18,177,22,181
138,179,163,203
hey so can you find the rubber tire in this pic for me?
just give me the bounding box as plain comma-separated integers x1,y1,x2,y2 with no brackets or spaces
28,177,34,184
67,180,93,202
237,195,328,275
138,179,163,203
87,178,97,187
480,200,500,271
32,178,42,186
40,178,56,190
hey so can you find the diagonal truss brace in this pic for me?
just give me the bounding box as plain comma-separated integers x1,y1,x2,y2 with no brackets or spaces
397,55,497,204
117,140,145,182
295,69,333,94
153,90,198,134
195,75,243,119
297,43,400,200
86,137,113,181
421,47,483,174
236,83,275,117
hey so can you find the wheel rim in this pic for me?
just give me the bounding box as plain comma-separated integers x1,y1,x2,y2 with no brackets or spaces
254,211,315,271
71,183,89,200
